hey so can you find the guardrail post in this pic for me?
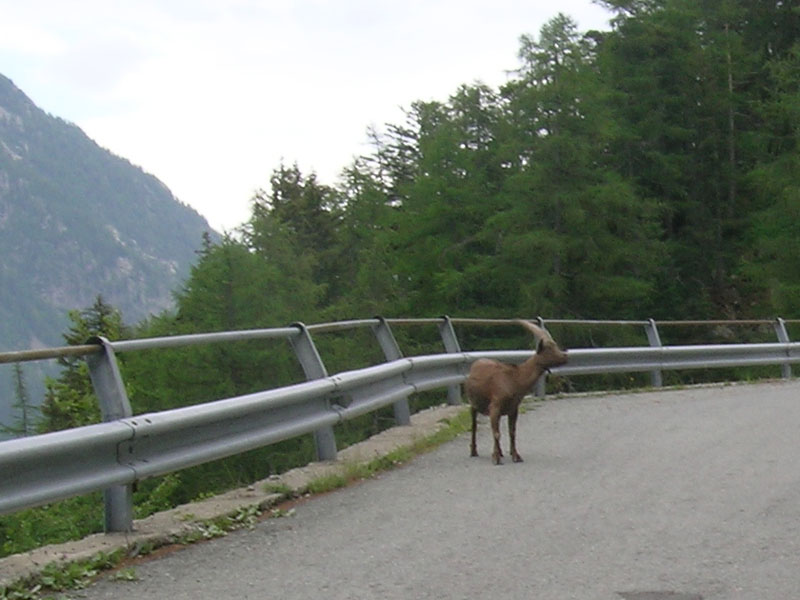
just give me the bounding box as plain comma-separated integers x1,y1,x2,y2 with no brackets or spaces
85,336,134,533
774,317,792,379
371,317,411,425
438,316,463,405
644,319,663,387
288,323,338,461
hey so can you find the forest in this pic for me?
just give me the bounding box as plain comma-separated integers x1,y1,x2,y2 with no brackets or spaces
3,0,800,559
174,0,800,325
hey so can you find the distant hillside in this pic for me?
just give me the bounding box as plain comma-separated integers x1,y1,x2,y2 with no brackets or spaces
0,73,217,353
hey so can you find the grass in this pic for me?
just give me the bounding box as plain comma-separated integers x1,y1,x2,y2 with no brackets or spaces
262,481,293,496
0,551,123,600
111,567,138,582
303,410,472,495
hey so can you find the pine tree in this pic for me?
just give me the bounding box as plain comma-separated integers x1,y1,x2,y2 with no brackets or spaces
491,14,663,317
38,296,126,432
596,0,763,316
0,363,39,437
247,163,346,305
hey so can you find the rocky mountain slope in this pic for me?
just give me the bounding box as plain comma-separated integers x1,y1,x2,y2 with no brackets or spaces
0,73,216,352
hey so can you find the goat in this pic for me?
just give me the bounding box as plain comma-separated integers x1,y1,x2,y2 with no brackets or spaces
464,320,567,465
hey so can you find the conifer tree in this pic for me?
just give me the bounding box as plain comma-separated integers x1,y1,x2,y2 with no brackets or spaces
0,363,38,437
38,296,126,432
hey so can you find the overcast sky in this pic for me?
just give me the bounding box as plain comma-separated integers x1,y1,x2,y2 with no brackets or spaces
1,1,612,233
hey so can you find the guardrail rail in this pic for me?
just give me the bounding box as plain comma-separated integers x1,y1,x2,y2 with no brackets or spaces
1,316,798,532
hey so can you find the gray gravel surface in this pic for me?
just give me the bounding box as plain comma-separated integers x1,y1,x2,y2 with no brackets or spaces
76,381,800,600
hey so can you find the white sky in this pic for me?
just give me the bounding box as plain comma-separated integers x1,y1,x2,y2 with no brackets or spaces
0,0,612,233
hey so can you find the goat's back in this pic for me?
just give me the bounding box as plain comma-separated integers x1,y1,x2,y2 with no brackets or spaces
464,358,520,414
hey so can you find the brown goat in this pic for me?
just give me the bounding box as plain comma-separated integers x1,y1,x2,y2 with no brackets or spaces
465,320,567,465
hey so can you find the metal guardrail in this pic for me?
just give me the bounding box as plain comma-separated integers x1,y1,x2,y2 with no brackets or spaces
1,317,798,533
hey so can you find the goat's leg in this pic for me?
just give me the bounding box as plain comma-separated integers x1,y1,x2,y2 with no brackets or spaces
470,405,479,457
490,405,503,465
508,407,523,463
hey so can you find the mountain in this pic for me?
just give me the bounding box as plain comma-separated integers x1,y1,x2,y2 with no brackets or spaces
0,73,217,353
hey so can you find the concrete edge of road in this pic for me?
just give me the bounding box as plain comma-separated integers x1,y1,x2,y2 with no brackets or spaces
0,403,468,589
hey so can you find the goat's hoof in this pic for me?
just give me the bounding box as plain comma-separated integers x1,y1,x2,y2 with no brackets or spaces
512,455,523,463
470,450,478,457
492,456,503,465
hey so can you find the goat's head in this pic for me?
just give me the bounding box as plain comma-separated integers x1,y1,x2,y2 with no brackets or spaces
516,320,568,370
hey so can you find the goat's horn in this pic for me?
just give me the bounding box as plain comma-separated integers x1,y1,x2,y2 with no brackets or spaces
514,319,553,342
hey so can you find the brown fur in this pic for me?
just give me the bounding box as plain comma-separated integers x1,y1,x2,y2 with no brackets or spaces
464,320,567,465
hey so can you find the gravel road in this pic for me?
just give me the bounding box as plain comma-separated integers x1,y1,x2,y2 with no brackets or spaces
77,381,800,600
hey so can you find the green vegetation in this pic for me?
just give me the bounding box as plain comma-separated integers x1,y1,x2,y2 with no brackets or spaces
2,0,800,566
0,364,37,437
287,409,472,497
0,550,123,600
